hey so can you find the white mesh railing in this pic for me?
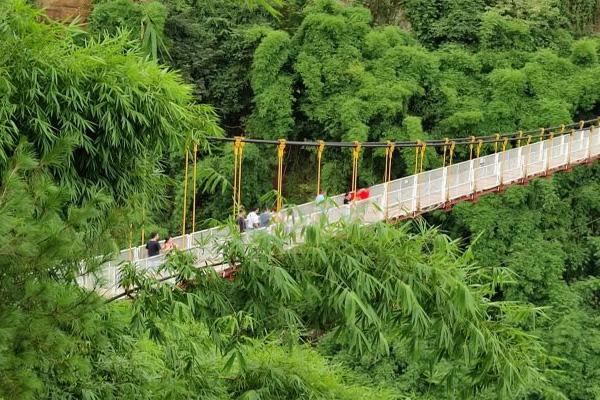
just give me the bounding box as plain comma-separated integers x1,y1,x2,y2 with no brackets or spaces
80,127,600,296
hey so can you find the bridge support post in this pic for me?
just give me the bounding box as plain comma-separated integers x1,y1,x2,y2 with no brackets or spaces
566,131,573,167
517,147,523,182
441,167,448,205
523,143,532,182
494,153,500,187
585,127,592,162
412,174,419,215
544,135,552,175
468,160,475,196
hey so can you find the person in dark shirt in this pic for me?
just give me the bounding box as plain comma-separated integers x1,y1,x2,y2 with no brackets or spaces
146,232,161,257
236,210,247,233
259,208,271,228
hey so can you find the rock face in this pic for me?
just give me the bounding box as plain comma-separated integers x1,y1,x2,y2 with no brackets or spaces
38,0,91,22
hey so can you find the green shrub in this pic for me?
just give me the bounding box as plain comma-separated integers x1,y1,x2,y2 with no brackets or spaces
89,0,143,36
479,11,533,51
571,38,599,66
89,0,167,59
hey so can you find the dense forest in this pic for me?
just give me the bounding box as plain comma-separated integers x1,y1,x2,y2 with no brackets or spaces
2,0,600,398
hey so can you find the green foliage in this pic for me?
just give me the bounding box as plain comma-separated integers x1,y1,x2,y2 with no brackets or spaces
143,0,600,235
0,143,112,398
89,0,169,59
571,38,599,66
431,163,600,396
248,29,294,138
1,0,223,245
360,0,405,25
561,0,600,35
89,0,145,36
245,0,285,17
122,219,549,398
162,0,273,129
0,81,382,400
479,10,534,51
14,0,600,397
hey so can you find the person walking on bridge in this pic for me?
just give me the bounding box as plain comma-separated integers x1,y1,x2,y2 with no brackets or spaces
236,210,247,233
259,207,271,228
315,191,326,204
247,207,260,230
161,235,177,253
146,232,160,258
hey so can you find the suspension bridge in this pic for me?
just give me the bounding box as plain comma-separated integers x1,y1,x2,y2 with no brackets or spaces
79,121,600,297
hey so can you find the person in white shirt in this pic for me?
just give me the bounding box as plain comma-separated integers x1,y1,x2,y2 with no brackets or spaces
246,207,260,230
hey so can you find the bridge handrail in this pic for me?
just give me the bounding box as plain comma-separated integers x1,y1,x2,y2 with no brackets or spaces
81,127,600,295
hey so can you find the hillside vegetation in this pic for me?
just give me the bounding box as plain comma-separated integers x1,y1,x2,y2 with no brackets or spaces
1,0,600,398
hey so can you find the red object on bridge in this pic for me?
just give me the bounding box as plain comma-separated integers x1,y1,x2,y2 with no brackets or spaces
357,188,370,200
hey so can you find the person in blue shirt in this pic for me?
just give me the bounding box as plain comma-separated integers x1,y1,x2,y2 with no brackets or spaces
315,191,326,204
259,208,271,228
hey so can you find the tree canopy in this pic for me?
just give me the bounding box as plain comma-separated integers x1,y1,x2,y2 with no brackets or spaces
4,0,600,398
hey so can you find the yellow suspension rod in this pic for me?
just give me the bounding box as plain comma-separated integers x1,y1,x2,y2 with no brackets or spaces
351,141,361,200
181,143,189,236
316,140,325,196
192,141,198,233
276,139,286,211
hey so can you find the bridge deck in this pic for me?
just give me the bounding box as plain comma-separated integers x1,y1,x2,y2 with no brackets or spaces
80,128,600,296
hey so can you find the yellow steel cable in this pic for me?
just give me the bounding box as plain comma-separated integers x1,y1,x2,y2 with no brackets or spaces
209,118,600,151
419,141,427,173
494,134,500,153
192,142,198,233
232,139,239,216
384,147,389,183
560,124,565,134
449,141,456,166
276,139,286,211
539,128,545,142
140,208,145,246
387,141,395,182
442,138,449,167
502,137,508,152
384,141,395,219
232,137,244,216
476,139,483,158
316,140,325,196
353,141,361,194
469,136,475,160
237,140,245,213
517,130,523,147
182,143,189,236
128,224,133,261
414,141,421,175
351,141,362,200
579,120,585,129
